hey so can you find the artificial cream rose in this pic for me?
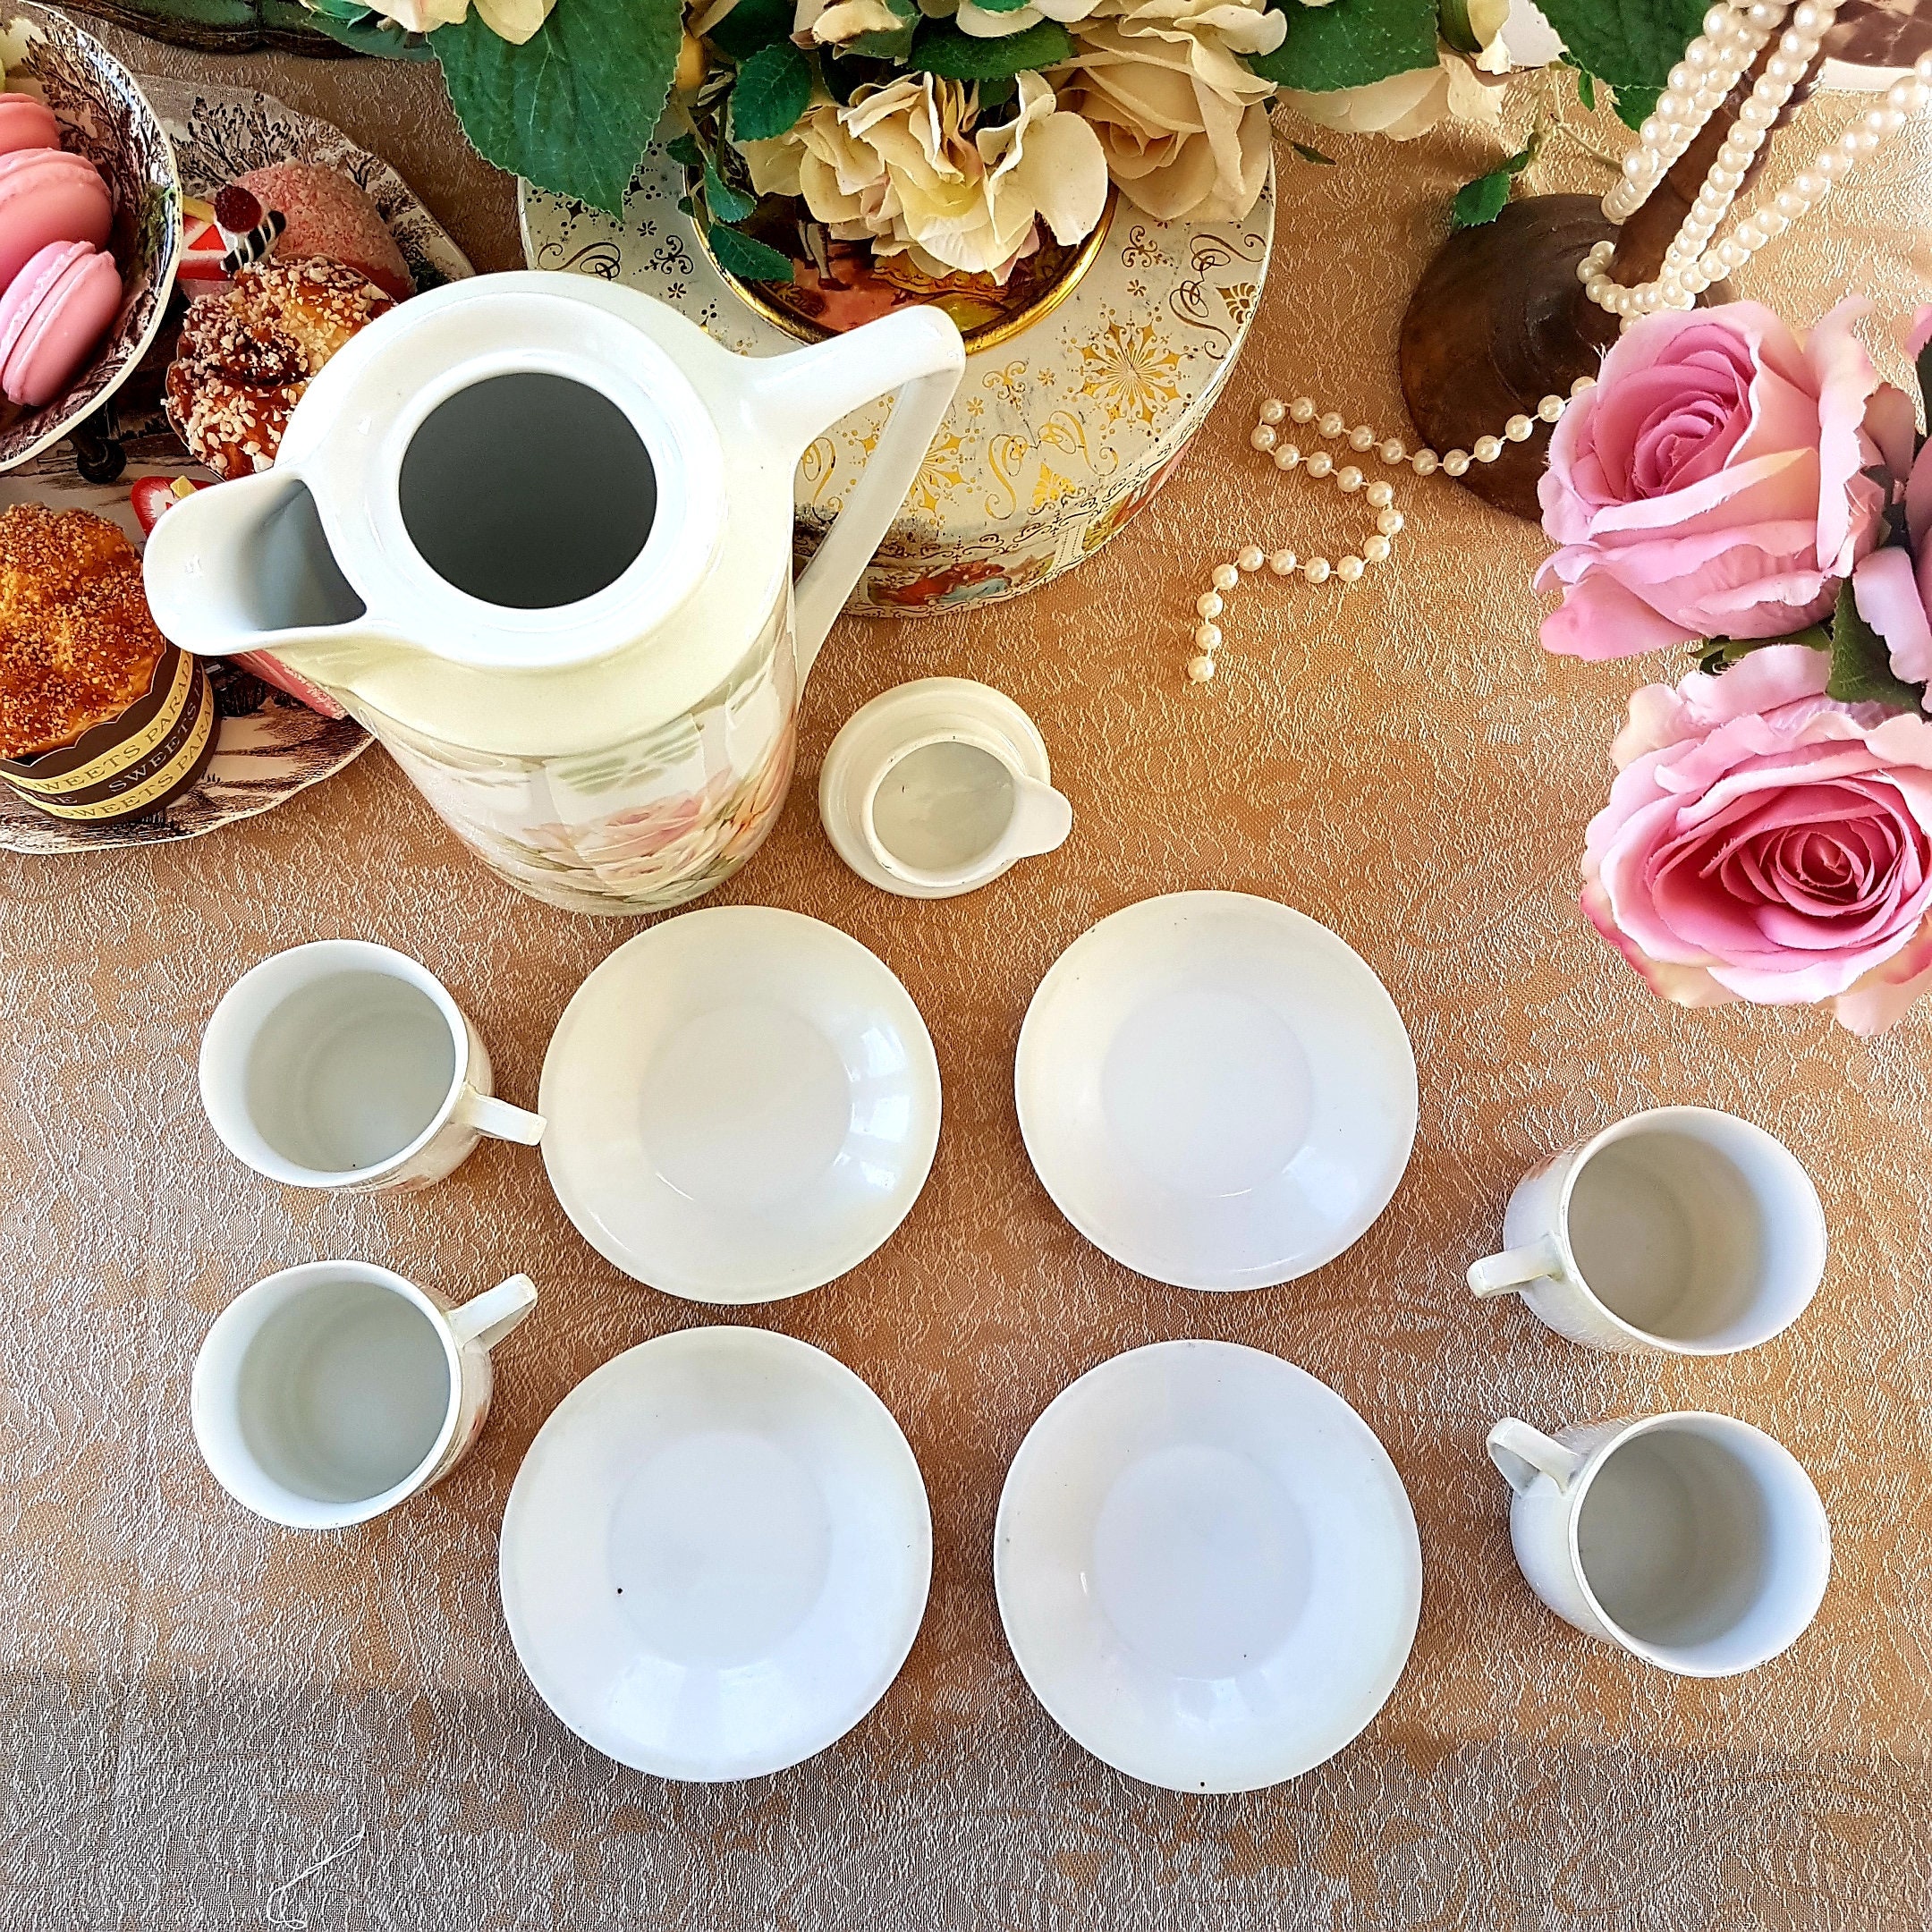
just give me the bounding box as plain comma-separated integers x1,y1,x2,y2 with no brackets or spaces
379,0,553,40
792,0,908,43
743,72,1108,279
1279,4,1513,142
1055,0,1284,222
915,0,1102,40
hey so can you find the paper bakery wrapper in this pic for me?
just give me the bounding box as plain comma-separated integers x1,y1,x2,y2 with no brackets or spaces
0,639,215,821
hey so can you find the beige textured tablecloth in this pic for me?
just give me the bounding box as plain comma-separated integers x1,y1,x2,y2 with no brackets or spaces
4,31,1931,1928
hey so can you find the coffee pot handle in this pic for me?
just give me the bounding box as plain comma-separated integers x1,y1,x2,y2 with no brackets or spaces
746,307,964,673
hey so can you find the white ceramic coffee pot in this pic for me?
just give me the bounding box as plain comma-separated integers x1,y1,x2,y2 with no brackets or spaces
143,273,964,915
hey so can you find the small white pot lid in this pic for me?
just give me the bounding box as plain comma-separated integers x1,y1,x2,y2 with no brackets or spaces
500,1326,932,1781
995,1339,1422,1792
818,677,1055,900
539,907,942,1302
1015,892,1418,1290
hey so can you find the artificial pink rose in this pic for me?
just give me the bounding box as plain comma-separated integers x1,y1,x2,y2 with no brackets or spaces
1538,299,1890,660
1849,303,1932,691
1582,644,1932,1035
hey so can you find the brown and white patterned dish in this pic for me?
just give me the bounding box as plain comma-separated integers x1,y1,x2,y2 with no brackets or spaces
0,84,474,854
0,6,181,474
144,78,472,295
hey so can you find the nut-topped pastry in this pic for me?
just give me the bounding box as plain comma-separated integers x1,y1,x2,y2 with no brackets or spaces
0,503,214,821
0,503,165,758
164,255,394,479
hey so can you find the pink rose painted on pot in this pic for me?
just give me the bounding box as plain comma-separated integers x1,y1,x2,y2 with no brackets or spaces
1582,645,1932,1036
1538,299,1890,660
1851,304,1932,690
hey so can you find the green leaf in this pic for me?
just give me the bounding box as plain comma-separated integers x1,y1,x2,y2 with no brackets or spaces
432,0,682,216
971,0,1037,13
1699,625,1828,675
702,154,756,223
835,0,916,54
1451,167,1514,231
665,131,705,170
909,17,1072,75
1449,128,1539,231
1828,575,1923,711
1574,65,1595,110
706,0,793,59
1290,140,1335,165
1437,0,1479,55
1530,0,1704,113
729,40,814,140
301,2,433,56
708,221,796,283
843,22,918,58
1613,82,1657,131
1248,0,1437,91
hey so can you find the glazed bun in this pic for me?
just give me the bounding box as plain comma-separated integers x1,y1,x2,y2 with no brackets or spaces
163,255,394,479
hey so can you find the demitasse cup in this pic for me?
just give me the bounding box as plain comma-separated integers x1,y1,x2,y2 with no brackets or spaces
1465,1106,1825,1355
192,1260,538,1529
199,940,544,1193
1486,1412,1830,1677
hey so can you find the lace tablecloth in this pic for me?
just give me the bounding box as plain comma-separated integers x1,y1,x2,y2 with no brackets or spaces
4,31,1930,1928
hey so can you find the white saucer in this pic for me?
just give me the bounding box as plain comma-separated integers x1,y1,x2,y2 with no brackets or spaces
500,1326,932,1781
539,907,941,1303
995,1340,1422,1792
1014,892,1418,1290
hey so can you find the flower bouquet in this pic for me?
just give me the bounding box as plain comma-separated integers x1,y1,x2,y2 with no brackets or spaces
294,0,1705,294
1539,297,1932,1036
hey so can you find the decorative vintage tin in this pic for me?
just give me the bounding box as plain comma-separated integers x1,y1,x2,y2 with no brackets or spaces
0,639,216,822
519,147,1274,615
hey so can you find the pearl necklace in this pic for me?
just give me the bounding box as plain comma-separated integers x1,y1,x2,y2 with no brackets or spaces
1587,2,1932,320
1186,376,1597,682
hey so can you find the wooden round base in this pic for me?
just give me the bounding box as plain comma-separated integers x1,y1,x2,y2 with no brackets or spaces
1397,196,1623,522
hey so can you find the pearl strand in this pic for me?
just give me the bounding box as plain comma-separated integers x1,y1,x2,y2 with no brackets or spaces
1587,11,1932,321
1188,377,1597,682
1654,0,1837,307
1602,3,1784,227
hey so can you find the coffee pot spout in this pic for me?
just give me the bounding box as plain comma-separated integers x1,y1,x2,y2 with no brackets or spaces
143,468,382,686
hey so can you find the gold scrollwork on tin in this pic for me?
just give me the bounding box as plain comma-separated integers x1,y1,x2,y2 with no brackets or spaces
981,360,1031,414
531,237,623,282
1036,408,1117,482
910,430,969,514
1188,230,1268,272
799,436,839,504
985,432,1030,519
1118,225,1168,270
1167,227,1268,357
1073,319,1183,427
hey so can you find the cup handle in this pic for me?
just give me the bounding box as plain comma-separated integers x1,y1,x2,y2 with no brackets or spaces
454,1087,546,1146
1467,1233,1565,1299
1487,1418,1582,1496
447,1274,538,1352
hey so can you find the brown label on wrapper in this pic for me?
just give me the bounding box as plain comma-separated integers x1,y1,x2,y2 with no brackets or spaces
1,646,217,822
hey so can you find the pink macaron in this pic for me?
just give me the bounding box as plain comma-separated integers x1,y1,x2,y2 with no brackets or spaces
0,95,60,157
0,148,111,292
0,237,121,406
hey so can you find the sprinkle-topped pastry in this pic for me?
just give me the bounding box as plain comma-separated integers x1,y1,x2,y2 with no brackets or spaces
163,255,393,479
0,504,168,759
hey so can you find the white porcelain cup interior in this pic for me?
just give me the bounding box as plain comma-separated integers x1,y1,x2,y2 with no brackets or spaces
192,1261,536,1529
1489,1413,1831,1675
860,730,1069,888
200,940,536,1186
1476,1109,1824,1351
